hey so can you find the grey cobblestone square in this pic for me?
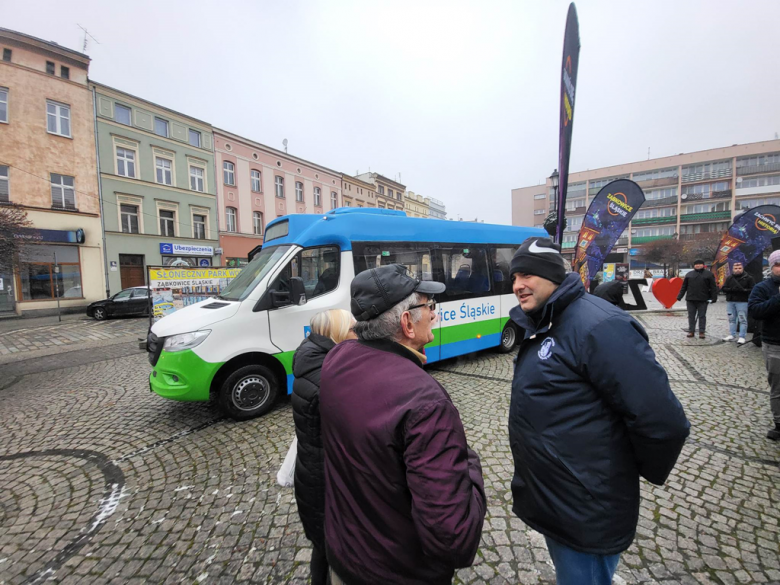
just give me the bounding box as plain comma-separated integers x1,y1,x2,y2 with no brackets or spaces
0,303,778,584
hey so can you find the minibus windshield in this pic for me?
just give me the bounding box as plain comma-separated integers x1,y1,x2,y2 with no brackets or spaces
219,245,292,302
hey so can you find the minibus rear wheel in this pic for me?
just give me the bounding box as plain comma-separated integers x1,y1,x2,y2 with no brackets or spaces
218,364,279,420
498,322,519,353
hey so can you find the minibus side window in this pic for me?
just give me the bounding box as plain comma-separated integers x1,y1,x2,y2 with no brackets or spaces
439,246,492,301
270,246,340,303
352,242,432,282
491,246,516,295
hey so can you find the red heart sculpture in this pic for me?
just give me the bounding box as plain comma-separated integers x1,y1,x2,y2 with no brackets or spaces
652,277,683,309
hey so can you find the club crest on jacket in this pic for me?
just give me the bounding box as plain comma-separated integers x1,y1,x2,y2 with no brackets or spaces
538,338,555,360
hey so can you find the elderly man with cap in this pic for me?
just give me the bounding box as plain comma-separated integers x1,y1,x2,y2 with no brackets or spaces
507,237,690,585
749,250,780,441
319,264,486,585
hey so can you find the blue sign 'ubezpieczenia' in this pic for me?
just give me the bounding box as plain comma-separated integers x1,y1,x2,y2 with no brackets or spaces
159,243,213,256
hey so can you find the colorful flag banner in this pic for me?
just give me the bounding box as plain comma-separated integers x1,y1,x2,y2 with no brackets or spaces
573,179,646,290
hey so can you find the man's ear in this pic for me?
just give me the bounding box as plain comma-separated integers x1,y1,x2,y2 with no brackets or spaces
400,311,415,340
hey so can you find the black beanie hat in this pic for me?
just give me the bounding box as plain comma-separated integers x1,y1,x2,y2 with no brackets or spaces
509,237,566,284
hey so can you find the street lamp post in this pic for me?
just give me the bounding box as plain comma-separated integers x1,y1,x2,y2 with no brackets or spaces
544,169,561,240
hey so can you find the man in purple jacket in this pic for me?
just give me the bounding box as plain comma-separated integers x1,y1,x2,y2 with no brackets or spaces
319,264,486,585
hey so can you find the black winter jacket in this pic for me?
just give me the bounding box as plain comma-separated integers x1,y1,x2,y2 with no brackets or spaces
509,273,690,555
592,280,638,310
722,272,755,303
677,268,718,302
291,332,336,550
749,277,780,346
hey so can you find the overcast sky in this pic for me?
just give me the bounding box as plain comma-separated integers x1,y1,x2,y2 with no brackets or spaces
5,0,780,224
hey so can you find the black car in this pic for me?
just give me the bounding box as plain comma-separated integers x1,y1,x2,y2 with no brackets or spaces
86,286,150,320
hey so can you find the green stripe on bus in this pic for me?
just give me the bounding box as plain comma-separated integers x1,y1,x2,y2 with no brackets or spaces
273,351,295,374
439,318,504,345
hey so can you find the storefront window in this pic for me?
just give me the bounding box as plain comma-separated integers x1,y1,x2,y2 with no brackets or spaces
18,244,81,300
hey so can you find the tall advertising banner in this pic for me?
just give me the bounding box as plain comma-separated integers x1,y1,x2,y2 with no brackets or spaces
711,204,780,287
147,266,241,324
573,179,645,290
555,2,581,245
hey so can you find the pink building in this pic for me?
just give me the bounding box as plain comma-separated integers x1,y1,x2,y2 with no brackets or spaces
213,128,342,265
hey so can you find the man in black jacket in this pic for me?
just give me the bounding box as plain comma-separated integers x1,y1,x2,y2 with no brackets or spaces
677,259,718,339
592,279,639,310
508,238,690,584
721,261,755,344
748,250,780,441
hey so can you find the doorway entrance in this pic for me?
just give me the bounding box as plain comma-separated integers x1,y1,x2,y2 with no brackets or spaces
0,270,15,313
119,254,145,290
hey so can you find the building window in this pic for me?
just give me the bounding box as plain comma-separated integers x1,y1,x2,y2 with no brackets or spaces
344,200,351,207
19,244,81,301
737,174,780,189
188,129,201,148
2,49,11,62
46,61,55,75
159,209,176,236
0,165,9,203
223,161,235,185
331,192,337,209
154,117,169,137
296,182,304,202
635,207,676,219
50,174,75,209
737,153,780,168
378,186,385,195
120,204,140,234
226,207,237,232
115,104,131,126
193,214,206,239
46,101,71,137
632,167,678,182
190,165,204,192
155,157,173,185
534,194,545,200
251,170,262,193
253,211,263,235
311,187,320,206
534,209,546,215
60,66,69,80
275,176,284,198
645,187,678,200
115,147,136,178
388,189,393,199
0,87,7,123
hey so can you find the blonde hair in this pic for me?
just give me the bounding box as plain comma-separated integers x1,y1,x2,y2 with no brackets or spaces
310,309,355,344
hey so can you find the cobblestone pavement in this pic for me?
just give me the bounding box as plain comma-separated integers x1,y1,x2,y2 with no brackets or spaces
1,303,779,584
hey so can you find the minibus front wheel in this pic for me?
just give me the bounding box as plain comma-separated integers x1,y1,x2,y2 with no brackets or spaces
498,322,519,353
218,364,279,420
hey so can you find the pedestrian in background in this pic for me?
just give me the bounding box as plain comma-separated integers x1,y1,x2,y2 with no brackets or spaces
677,259,718,338
748,251,780,441
320,264,486,585
592,279,639,311
507,237,690,585
722,261,754,344
291,309,356,585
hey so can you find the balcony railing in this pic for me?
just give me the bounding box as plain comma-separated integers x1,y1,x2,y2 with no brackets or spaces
679,210,732,223
681,168,732,183
631,235,675,245
564,206,587,216
680,189,731,202
633,176,679,188
644,196,679,208
561,241,576,249
737,162,780,176
616,237,628,246
631,216,677,226
680,232,723,241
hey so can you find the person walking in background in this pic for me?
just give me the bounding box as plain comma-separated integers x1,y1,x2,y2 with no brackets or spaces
749,251,780,441
507,237,690,585
291,309,356,585
593,279,639,311
320,264,486,585
677,259,718,338
722,261,755,345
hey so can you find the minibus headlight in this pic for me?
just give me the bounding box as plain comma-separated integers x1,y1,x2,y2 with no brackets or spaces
163,330,211,352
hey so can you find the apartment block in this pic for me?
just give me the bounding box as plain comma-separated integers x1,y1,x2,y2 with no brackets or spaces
511,139,780,264
428,197,447,220
354,172,406,211
404,191,430,218
341,174,376,208
0,28,104,315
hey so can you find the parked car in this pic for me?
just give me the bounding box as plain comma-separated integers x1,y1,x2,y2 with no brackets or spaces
86,287,150,320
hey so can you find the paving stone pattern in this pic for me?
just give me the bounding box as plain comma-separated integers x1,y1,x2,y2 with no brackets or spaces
0,303,778,584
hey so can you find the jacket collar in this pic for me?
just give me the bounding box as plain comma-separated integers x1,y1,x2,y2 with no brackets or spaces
509,272,585,339
357,338,425,368
308,332,336,352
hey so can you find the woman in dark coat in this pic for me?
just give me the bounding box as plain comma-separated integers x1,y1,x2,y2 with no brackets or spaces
291,309,355,585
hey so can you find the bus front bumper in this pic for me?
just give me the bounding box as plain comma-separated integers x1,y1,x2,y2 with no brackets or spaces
149,349,222,402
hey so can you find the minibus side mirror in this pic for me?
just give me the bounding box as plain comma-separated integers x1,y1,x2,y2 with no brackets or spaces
290,277,307,306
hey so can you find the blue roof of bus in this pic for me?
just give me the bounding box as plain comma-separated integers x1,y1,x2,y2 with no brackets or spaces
263,208,547,250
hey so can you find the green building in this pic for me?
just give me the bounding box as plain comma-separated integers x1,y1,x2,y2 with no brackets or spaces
92,82,219,294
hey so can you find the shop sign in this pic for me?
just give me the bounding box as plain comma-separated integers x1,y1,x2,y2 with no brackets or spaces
159,242,213,256
148,266,241,322
14,228,85,244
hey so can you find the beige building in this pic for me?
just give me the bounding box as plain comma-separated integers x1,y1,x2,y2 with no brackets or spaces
512,139,780,264
354,172,406,211
340,174,376,208
0,29,104,315
404,191,430,218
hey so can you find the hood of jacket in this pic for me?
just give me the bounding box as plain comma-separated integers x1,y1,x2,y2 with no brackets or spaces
509,272,585,338
293,333,336,380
